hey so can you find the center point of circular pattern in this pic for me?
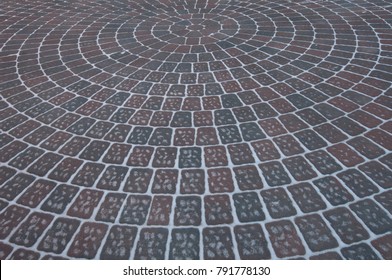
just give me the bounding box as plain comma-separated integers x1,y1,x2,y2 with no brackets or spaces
187,24,204,31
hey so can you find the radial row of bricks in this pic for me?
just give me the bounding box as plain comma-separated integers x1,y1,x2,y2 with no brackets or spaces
1,0,392,259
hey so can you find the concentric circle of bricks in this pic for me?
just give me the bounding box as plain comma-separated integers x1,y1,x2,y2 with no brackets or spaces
1,0,392,260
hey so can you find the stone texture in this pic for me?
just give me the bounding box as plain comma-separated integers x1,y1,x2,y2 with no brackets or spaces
1,0,391,260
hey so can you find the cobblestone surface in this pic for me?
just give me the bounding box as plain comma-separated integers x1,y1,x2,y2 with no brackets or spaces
0,0,391,259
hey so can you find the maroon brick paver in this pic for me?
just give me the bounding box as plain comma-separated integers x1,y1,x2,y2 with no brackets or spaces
371,234,392,260
266,220,306,258
67,222,108,259
1,0,391,260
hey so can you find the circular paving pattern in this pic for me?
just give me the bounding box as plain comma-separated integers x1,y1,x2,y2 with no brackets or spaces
0,0,392,260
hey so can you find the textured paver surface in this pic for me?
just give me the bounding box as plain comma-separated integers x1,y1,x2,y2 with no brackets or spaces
1,0,392,260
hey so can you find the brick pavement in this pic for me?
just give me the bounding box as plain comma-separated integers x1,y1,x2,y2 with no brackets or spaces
0,0,392,260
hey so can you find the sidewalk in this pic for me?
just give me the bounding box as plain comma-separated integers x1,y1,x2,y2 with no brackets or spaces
0,0,391,260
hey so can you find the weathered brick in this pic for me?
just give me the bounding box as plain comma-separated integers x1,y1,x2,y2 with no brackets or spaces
266,220,306,258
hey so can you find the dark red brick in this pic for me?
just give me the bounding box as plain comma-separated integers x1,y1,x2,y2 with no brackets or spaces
327,143,365,167
23,126,56,145
207,168,234,193
349,110,383,128
365,129,392,150
10,248,40,260
266,220,306,258
151,169,178,194
127,146,154,166
279,114,308,132
9,119,40,138
258,118,287,136
27,152,63,176
371,234,392,260
67,222,108,259
152,147,177,167
0,242,13,259
204,146,228,167
204,195,233,225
